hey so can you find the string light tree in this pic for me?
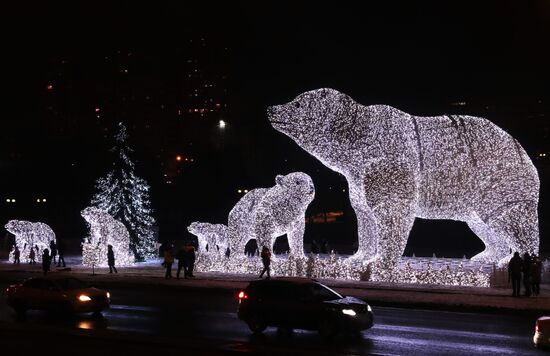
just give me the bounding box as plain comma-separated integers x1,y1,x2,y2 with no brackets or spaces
89,122,157,262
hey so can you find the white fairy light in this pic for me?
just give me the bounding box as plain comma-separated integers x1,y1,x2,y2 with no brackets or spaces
268,88,539,282
5,220,55,263
188,172,315,259
81,207,134,267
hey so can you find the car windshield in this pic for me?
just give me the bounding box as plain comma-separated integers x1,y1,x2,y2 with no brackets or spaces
56,278,89,290
310,283,343,301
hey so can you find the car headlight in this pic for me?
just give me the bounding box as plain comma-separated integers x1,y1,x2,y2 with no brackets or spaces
106,292,110,299
78,295,92,302
367,305,372,312
342,309,356,316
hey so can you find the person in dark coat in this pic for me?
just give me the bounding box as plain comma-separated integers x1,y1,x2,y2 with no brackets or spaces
107,245,117,273
176,245,187,279
42,249,51,275
259,246,271,279
56,239,66,267
185,241,196,278
164,244,174,279
522,252,532,296
29,247,36,264
13,245,20,265
508,252,522,297
49,240,57,266
531,255,543,296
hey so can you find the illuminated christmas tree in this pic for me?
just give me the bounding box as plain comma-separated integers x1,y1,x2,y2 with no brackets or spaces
90,122,156,261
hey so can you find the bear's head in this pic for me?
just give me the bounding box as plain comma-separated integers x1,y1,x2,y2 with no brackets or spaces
275,172,315,205
81,207,110,226
187,222,206,236
5,220,28,236
268,88,360,169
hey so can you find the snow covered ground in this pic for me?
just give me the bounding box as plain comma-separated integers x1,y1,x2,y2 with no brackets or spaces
2,254,550,312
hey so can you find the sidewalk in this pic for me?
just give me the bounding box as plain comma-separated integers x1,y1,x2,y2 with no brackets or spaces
2,258,550,314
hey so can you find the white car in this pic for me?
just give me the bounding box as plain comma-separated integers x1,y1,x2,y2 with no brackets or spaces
534,316,550,348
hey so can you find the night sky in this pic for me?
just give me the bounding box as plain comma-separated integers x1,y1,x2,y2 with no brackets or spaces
2,1,549,256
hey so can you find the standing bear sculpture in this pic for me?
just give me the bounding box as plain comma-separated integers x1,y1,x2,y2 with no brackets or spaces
5,220,55,263
188,172,315,258
268,88,539,273
81,207,134,267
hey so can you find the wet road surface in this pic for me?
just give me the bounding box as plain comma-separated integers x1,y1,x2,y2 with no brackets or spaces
0,283,545,355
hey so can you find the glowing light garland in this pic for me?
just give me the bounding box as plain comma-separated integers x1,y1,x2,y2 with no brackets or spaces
81,207,134,267
90,122,156,261
188,172,315,258
267,88,539,283
6,220,55,263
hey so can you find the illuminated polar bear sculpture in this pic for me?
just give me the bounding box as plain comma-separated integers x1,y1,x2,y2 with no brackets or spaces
188,172,315,257
81,207,134,267
6,220,55,263
187,222,229,256
269,88,539,271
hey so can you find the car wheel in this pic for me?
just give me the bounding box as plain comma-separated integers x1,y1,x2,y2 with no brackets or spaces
12,300,27,316
56,301,74,315
247,315,267,333
319,319,338,339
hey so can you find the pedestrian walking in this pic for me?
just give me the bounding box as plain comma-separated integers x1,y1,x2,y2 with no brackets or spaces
522,252,532,296
259,246,271,279
531,255,543,296
508,251,522,297
42,248,51,275
49,240,58,266
185,241,196,278
29,247,36,264
164,244,174,279
107,245,117,273
13,245,20,265
176,245,187,279
57,238,66,267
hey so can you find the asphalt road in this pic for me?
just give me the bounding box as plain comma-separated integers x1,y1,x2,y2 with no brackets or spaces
0,282,546,355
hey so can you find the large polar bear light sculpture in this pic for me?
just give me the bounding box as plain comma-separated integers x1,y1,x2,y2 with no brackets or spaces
188,172,315,257
81,207,134,267
6,220,55,263
268,88,539,274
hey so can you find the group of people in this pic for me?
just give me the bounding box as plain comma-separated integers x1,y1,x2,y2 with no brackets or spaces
163,241,196,279
508,251,543,297
11,239,66,276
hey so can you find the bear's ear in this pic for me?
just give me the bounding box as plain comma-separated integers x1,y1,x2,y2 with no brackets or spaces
275,175,284,185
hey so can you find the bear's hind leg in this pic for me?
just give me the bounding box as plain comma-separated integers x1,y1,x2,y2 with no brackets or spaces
484,200,539,267
468,215,509,264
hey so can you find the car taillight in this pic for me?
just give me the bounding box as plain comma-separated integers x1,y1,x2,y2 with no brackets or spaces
238,291,248,300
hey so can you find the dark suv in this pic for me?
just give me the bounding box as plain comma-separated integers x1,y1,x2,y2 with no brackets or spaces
237,277,373,337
